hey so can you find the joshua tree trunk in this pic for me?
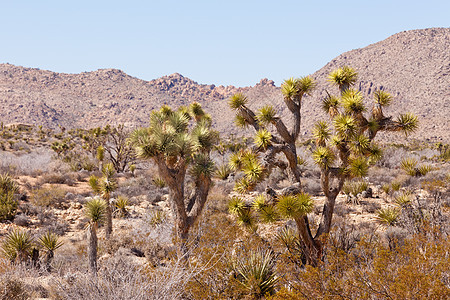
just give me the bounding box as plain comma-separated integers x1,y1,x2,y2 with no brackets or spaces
88,224,98,274
105,196,112,238
43,251,54,272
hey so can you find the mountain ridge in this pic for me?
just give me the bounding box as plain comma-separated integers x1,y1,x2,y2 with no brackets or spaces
0,27,449,142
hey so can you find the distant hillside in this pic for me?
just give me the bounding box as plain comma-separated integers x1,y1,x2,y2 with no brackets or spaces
0,27,448,142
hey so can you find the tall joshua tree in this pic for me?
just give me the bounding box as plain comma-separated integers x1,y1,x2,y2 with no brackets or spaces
228,76,316,192
130,102,218,257
89,163,117,238
85,197,106,274
230,66,418,265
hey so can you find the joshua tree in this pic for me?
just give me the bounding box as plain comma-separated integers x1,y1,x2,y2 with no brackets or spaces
228,76,315,192
89,163,117,238
85,197,106,274
130,102,218,257
230,66,418,265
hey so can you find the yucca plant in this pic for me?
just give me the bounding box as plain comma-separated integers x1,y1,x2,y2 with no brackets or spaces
376,207,400,226
130,103,218,258
231,249,278,298
394,192,413,207
38,231,63,271
114,195,129,218
85,197,106,274
1,229,34,264
215,164,232,180
400,158,418,176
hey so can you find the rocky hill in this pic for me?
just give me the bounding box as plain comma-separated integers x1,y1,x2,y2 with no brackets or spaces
0,27,448,142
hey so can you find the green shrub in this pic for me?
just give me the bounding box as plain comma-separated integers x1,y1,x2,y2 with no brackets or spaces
0,174,19,221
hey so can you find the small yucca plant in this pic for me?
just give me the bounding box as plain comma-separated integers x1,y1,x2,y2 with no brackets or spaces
114,195,129,218
394,192,412,207
232,249,278,298
38,231,63,271
376,207,400,226
1,229,35,263
400,158,418,176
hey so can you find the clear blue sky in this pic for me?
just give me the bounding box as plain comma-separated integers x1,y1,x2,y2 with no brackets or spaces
1,0,448,86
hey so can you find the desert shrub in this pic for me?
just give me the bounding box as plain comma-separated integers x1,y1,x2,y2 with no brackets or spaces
0,174,19,221
13,214,30,227
51,255,200,300
39,172,75,186
342,180,369,197
272,232,450,299
0,276,29,300
30,186,67,208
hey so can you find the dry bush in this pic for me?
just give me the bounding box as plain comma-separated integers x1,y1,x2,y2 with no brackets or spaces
0,148,53,176
39,172,76,186
272,230,450,299
51,255,202,300
30,185,67,208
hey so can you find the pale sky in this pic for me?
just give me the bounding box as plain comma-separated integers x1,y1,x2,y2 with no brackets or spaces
1,0,448,86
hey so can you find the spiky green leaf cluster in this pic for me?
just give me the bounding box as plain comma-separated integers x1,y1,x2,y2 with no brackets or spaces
85,197,107,225
276,193,314,219
376,207,400,226
349,157,369,178
190,153,215,178
131,104,217,170
313,121,330,146
254,129,272,150
374,90,393,106
341,89,365,114
1,229,34,262
281,77,316,100
322,94,340,117
228,93,248,110
281,78,299,100
232,249,278,297
0,174,19,221
38,231,63,252
327,66,358,89
313,147,335,169
396,113,418,135
257,105,277,125
334,115,357,139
